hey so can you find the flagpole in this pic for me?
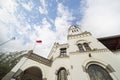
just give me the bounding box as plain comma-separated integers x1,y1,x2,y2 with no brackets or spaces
33,42,37,51
32,40,42,52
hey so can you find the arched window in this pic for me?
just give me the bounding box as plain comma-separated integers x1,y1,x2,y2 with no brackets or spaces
87,64,113,80
83,43,91,51
77,43,84,52
57,68,67,80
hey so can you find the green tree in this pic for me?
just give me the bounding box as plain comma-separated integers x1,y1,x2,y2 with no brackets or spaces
0,50,27,79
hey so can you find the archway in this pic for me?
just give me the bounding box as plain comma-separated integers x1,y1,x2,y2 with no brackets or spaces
18,67,43,80
87,64,113,80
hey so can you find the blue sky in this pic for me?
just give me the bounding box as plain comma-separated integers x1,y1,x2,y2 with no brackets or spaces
0,0,120,57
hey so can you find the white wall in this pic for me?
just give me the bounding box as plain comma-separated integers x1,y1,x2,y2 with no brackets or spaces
11,57,50,78
8,26,120,80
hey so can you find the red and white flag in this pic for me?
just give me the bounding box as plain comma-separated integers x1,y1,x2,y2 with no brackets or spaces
33,40,42,50
36,40,42,43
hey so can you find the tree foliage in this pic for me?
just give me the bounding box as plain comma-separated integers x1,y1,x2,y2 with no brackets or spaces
0,50,27,79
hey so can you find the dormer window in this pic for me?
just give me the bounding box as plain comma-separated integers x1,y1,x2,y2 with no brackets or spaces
60,48,67,57
77,44,84,52
83,43,91,51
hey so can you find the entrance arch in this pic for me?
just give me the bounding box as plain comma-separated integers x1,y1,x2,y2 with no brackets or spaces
18,67,43,80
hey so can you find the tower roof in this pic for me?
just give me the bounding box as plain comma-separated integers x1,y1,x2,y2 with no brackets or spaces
68,25,82,35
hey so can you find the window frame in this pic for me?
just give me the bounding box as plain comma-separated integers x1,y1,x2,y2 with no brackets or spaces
83,43,91,51
57,68,68,80
77,43,84,52
60,48,67,57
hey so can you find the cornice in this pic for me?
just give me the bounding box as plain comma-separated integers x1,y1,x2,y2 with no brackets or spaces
57,55,69,58
25,52,52,66
70,48,110,55
67,31,92,40
52,55,69,61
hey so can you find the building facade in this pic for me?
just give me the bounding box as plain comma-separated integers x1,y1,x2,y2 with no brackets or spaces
2,25,120,80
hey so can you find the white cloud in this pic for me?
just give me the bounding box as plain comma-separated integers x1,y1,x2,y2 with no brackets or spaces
0,0,76,58
0,0,18,24
79,0,120,37
32,18,56,57
0,0,18,42
1,38,32,52
0,0,33,53
22,1,34,11
0,0,17,14
0,22,10,42
39,0,48,14
55,3,75,43
0,0,53,57
39,6,48,14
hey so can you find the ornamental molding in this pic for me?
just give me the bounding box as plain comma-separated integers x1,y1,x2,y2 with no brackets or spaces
67,31,92,40
25,52,52,66
69,48,109,55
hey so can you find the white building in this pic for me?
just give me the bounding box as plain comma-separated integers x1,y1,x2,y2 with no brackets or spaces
2,25,120,80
